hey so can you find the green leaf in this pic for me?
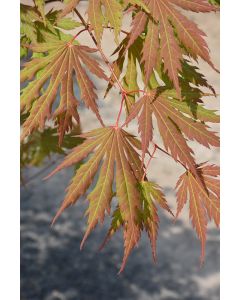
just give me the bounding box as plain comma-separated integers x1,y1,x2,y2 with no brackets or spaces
127,0,150,13
56,17,81,30
34,0,46,26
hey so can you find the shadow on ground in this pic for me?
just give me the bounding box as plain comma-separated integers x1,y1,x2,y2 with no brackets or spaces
21,162,219,300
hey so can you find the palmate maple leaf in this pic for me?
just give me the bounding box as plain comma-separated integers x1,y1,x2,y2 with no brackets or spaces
45,127,173,272
20,37,108,144
105,34,217,113
87,0,148,43
125,89,219,166
125,0,218,93
175,163,220,262
58,0,81,20
88,0,123,43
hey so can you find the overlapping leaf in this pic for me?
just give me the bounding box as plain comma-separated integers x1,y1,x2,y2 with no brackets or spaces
21,38,107,143
141,18,159,84
123,0,218,91
87,0,123,43
176,163,220,261
87,0,149,44
57,0,80,20
139,181,173,261
125,89,219,170
20,0,220,271
46,127,173,271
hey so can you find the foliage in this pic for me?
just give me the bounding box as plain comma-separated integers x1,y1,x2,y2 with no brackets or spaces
20,0,220,272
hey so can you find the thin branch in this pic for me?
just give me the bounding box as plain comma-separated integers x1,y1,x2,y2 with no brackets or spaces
74,8,129,127
74,9,124,92
142,144,157,181
115,92,126,127
154,143,187,170
69,28,88,42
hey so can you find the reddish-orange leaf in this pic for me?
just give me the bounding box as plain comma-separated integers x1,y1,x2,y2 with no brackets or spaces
140,181,173,261
46,126,173,272
126,11,147,50
21,39,107,142
176,163,220,262
141,18,159,83
155,96,220,148
169,0,219,13
158,8,182,96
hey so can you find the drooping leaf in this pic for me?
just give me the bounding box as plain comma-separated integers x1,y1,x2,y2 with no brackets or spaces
101,0,123,43
34,0,46,26
57,0,80,20
169,0,219,12
141,18,159,84
154,95,220,148
104,37,144,113
88,0,104,43
129,0,219,90
126,11,147,50
56,17,81,30
46,127,173,272
158,6,182,96
21,125,82,170
157,0,218,71
176,163,220,262
127,0,150,13
125,90,219,179
139,181,173,261
21,38,107,143
167,97,220,123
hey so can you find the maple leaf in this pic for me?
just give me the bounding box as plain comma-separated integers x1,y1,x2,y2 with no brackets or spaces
87,0,149,44
155,0,218,70
126,11,147,50
21,38,107,143
124,0,218,90
20,125,82,169
87,0,105,43
46,127,143,271
34,0,46,26
139,181,173,261
141,18,159,84
176,163,220,262
56,17,81,30
20,4,67,44
125,90,219,173
126,0,150,13
57,0,80,20
21,4,42,43
88,0,123,43
104,37,144,113
168,0,219,12
45,126,173,272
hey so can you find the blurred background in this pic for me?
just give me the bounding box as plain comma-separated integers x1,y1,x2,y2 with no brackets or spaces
21,1,220,299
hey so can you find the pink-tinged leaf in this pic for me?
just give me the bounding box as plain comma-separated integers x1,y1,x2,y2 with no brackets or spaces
126,11,147,50
156,96,220,148
169,0,219,13
138,97,153,161
161,0,218,71
141,18,159,83
158,8,182,96
176,163,220,262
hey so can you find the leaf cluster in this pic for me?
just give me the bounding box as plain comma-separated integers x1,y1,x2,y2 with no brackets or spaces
20,0,220,271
